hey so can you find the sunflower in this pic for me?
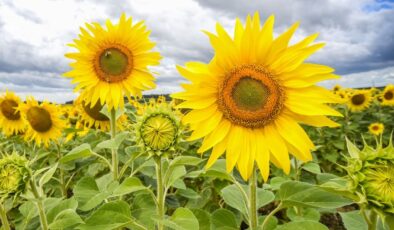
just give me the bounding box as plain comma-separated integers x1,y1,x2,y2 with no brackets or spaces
332,84,342,93
347,89,372,112
381,84,394,106
64,13,161,110
172,13,342,181
368,123,384,136
77,96,127,131
0,91,26,136
18,97,66,147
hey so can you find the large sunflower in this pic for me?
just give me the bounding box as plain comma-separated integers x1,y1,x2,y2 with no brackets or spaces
347,89,372,112
0,91,26,136
18,97,66,147
381,84,394,106
172,13,342,181
64,13,161,110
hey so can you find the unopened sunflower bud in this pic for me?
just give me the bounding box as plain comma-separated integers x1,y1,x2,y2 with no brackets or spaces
0,153,30,196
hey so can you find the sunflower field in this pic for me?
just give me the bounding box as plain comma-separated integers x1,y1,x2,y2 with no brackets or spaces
1,13,394,230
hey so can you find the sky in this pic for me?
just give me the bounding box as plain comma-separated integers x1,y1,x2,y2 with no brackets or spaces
0,0,393,103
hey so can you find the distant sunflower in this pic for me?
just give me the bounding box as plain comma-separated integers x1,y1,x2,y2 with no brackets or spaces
64,13,161,110
172,13,342,180
347,89,372,112
332,84,342,93
18,97,65,147
368,123,384,136
0,91,26,136
381,84,394,106
77,96,127,131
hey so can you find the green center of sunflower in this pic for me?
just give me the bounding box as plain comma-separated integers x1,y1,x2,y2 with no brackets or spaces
363,164,394,204
384,91,393,100
0,164,21,192
100,48,129,76
26,107,53,132
0,99,20,120
83,102,109,121
218,64,284,128
232,77,269,111
140,114,177,151
351,94,365,105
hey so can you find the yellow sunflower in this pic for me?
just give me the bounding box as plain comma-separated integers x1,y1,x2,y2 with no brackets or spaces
18,97,66,147
0,91,26,136
64,13,161,110
347,89,372,112
172,13,342,181
381,84,394,106
77,96,127,131
368,122,384,136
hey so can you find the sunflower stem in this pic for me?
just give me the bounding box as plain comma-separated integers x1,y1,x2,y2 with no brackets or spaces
249,169,258,230
110,109,118,181
30,180,49,230
154,156,165,230
56,144,67,197
368,210,378,230
0,201,11,230
261,202,283,230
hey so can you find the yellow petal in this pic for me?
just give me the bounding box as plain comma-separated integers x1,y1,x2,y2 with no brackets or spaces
188,111,223,141
263,125,290,174
198,119,232,153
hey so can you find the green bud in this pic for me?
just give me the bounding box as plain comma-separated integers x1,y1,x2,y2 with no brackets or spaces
0,153,30,197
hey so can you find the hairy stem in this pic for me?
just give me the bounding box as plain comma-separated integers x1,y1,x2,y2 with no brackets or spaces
30,180,48,230
154,157,165,230
110,109,118,181
249,169,258,230
0,201,11,230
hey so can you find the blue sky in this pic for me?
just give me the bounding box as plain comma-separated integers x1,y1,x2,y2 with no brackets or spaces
0,0,393,102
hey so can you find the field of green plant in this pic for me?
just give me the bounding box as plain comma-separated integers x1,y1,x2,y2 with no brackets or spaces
1,13,394,230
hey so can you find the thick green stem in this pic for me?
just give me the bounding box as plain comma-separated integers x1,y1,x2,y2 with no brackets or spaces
261,202,283,230
368,211,378,230
249,169,258,230
154,157,165,230
57,144,67,197
0,202,11,230
110,109,118,181
30,180,48,230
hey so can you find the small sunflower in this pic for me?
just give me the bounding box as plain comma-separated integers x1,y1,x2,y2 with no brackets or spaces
172,13,342,180
0,91,26,136
64,13,161,110
347,89,372,112
77,96,127,131
332,84,342,93
18,97,65,147
381,84,394,106
135,104,181,156
368,123,384,136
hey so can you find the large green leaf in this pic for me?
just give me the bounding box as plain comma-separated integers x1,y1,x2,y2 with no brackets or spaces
73,177,110,211
60,144,93,163
95,131,129,150
161,208,199,230
339,211,367,230
191,209,211,230
275,220,328,230
278,181,352,209
211,209,238,230
46,198,78,224
111,177,147,197
39,163,58,187
48,209,84,229
79,200,143,230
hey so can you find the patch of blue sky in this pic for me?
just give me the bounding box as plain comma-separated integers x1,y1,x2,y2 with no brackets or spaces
363,0,394,12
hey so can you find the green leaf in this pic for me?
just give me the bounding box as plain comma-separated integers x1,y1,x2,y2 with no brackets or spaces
302,162,321,174
221,184,248,215
339,211,368,230
111,177,147,197
269,177,291,191
73,177,109,211
203,160,232,181
278,181,352,209
177,188,201,200
79,200,141,230
47,198,78,224
165,165,186,188
286,207,321,222
170,156,204,166
191,209,211,230
60,144,92,163
346,137,360,158
39,163,58,187
96,131,129,150
131,193,156,229
161,208,199,230
48,209,84,229
258,215,278,230
211,209,238,230
257,189,275,209
275,220,328,230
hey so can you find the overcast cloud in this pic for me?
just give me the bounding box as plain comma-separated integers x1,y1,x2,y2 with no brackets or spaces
0,0,393,103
